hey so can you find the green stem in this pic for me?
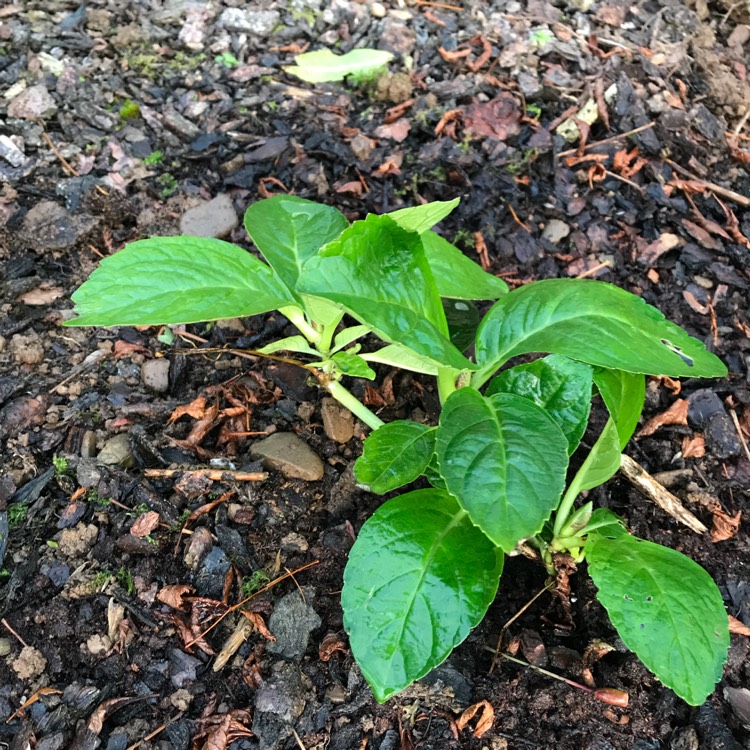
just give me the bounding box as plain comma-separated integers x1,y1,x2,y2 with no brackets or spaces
437,367,459,404
327,381,384,431
552,474,586,538
280,305,321,346
316,310,345,355
471,359,506,391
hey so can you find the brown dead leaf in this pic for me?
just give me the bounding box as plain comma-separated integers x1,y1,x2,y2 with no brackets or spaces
710,507,741,542
596,5,627,26
335,180,363,196
374,155,402,176
114,340,152,359
194,708,254,750
463,94,521,141
435,108,461,139
456,700,495,738
130,510,160,537
169,395,208,423
681,434,706,458
683,289,709,314
659,375,682,395
241,610,276,641
729,614,750,636
636,398,688,437
17,284,64,305
374,118,410,142
639,233,681,265
594,688,630,707
319,632,348,661
157,584,193,610
242,653,264,687
437,46,471,63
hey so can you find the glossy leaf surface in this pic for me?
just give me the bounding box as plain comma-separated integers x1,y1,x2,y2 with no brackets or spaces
587,532,729,706
299,215,470,370
575,418,622,492
67,237,294,327
362,344,439,376
486,354,593,454
342,490,504,702
436,389,569,550
593,368,645,449
475,279,727,380
444,299,481,353
387,199,459,234
354,422,436,494
422,231,509,300
244,196,348,298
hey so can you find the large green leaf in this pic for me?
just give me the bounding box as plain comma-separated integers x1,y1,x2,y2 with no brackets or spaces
586,531,729,706
486,355,593,454
422,231,508,300
244,196,348,299
474,279,727,384
575,418,622,493
444,299,481,353
66,237,294,327
354,422,436,494
299,215,471,370
387,199,459,234
342,490,504,702
435,389,569,550
593,368,645,449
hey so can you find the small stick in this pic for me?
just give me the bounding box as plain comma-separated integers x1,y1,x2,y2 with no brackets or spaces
144,468,268,481
664,158,750,207
603,169,645,193
619,454,707,533
729,409,750,462
126,716,179,750
414,0,463,10
291,728,308,750
576,260,613,279
556,123,655,158
1,618,29,648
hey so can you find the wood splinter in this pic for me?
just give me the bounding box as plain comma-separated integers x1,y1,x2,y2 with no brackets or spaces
144,468,268,482
619,454,707,534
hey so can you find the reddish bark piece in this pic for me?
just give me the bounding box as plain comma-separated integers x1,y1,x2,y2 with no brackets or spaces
729,614,750,636
594,688,630,707
113,340,151,359
130,510,160,537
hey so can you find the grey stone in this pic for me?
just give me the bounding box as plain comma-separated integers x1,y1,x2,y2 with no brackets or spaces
253,663,308,750
141,358,170,392
250,433,324,481
195,547,230,599
97,434,135,468
321,398,354,443
542,219,570,245
179,194,238,239
267,586,321,660
724,687,750,727
20,200,99,253
76,458,102,488
80,430,98,458
7,84,57,119
0,135,26,167
688,389,724,427
162,107,201,141
219,8,280,35
169,648,202,688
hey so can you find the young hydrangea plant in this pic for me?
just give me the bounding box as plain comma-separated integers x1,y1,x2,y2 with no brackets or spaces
67,196,729,706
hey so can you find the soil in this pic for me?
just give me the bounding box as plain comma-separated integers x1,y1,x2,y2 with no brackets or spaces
1,1,750,749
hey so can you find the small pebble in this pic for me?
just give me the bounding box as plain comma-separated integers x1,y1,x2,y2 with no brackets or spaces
371,2,387,17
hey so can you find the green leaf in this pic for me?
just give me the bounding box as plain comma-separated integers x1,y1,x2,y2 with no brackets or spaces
475,279,727,382
66,236,294,327
584,508,627,538
486,355,593,454
255,335,319,356
586,532,729,705
331,351,376,380
435,389,569,550
387,199,459,234
332,325,371,353
354,422,436,494
444,299,481,353
422,231,508,300
284,48,394,83
342,489,504,702
244,196,349,300
575,418,622,492
362,344,439,376
299,214,471,370
593,368,645,449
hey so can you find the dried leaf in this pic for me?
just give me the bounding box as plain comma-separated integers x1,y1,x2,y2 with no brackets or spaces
596,6,626,25
636,399,688,437
681,434,706,458
594,688,630,707
130,510,160,537
456,700,495,738
241,611,276,641
463,94,521,141
169,395,208,423
639,233,681,265
319,632,348,661
683,289,709,314
18,284,64,305
242,653,264,687
335,180,363,196
113,340,152,359
710,507,741,542
373,118,410,142
728,614,750,636
157,584,193,610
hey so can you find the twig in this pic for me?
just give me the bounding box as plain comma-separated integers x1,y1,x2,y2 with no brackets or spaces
126,716,180,750
664,158,750,208
619,454,707,533
603,169,645,193
556,123,655,158
414,0,463,10
291,728,308,750
144,468,268,481
729,409,750,463
1,618,29,648
733,106,750,135
576,260,613,279
51,349,108,394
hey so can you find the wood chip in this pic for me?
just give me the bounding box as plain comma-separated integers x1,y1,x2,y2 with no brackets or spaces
729,614,750,636
130,511,160,537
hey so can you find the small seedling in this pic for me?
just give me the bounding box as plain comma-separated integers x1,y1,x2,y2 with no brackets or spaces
143,150,164,166
284,48,394,83
52,455,69,476
67,196,729,706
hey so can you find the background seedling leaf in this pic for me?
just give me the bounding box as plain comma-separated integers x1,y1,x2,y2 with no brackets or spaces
299,215,471,370
436,389,569,550
332,325,371,352
256,335,319,356
331,351,376,380
584,508,628,538
354,422,436,494
586,532,729,706
387,199,459,234
422,231,509,300
342,490,503,702
284,48,394,83
475,279,727,381
67,237,294,327
244,196,348,299
486,354,593,454
362,344,439,376
593,368,645,448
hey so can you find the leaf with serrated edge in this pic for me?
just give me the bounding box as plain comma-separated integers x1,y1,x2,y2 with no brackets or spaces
67,236,294,327
342,489,504,702
422,231,508,300
475,279,727,381
593,368,645,449
354,422,436,494
436,389,569,550
387,199,459,234
284,48,394,83
244,196,348,301
586,532,729,705
299,215,471,370
486,355,593,454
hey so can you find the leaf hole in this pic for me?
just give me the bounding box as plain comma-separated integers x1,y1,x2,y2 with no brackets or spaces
660,338,694,367
623,595,633,601
645,595,653,602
